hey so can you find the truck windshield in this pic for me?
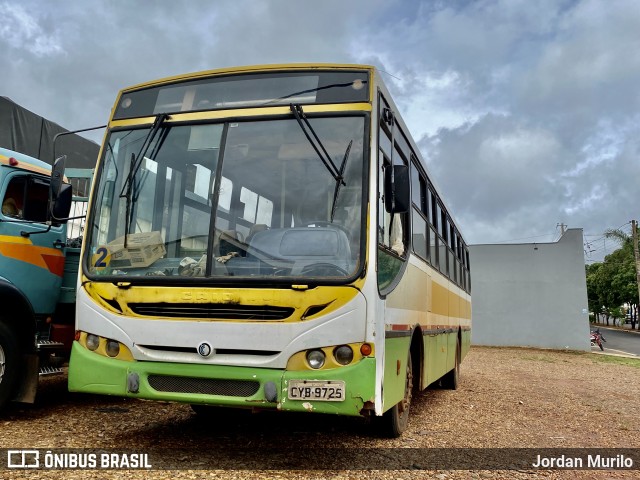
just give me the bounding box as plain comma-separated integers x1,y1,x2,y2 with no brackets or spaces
86,116,366,282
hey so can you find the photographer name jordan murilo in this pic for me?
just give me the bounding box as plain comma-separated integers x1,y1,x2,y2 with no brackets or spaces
532,453,634,469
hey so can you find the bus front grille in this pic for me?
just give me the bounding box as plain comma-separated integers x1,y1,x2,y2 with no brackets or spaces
147,375,260,397
128,303,294,320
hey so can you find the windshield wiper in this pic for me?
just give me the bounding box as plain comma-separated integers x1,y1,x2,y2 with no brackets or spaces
290,104,345,186
262,81,368,106
330,140,352,222
119,113,168,247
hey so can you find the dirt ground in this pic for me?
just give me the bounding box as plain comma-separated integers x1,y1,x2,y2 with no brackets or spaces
0,346,638,479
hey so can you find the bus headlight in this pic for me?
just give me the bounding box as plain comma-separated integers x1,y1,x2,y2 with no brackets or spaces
86,334,100,351
306,350,325,369
333,345,354,365
105,340,120,357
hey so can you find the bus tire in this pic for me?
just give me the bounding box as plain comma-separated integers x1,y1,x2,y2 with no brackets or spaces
0,322,20,411
440,337,460,390
380,353,413,438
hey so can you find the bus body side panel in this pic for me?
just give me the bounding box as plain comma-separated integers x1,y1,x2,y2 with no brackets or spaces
381,334,411,411
423,330,459,387
383,259,470,399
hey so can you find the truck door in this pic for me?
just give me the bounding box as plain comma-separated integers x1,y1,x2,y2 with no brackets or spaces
0,171,66,315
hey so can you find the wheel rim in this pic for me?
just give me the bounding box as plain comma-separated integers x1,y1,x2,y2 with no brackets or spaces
0,344,5,383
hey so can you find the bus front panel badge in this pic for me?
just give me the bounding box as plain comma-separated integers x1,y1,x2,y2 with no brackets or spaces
197,342,213,357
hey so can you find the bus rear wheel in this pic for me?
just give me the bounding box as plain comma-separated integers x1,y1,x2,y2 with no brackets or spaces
0,322,19,411
379,354,413,438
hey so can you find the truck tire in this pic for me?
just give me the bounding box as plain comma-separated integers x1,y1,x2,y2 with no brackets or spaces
0,322,19,410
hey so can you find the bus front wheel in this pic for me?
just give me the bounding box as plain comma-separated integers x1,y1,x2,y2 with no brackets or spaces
379,354,413,438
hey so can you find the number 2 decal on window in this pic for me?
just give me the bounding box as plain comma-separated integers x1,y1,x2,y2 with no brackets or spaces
93,247,110,269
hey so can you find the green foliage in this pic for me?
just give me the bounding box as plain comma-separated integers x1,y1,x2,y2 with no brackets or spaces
586,230,638,320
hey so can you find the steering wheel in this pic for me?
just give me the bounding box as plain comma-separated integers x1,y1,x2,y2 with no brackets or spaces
300,262,349,277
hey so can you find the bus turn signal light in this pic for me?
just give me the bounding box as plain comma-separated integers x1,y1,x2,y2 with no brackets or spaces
360,343,372,356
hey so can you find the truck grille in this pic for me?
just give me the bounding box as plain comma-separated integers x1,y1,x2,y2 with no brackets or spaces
147,375,260,397
128,303,294,320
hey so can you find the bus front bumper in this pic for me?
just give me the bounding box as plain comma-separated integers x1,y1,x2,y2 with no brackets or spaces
68,341,376,417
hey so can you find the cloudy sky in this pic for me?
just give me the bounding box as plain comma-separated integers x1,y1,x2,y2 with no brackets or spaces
1,0,638,262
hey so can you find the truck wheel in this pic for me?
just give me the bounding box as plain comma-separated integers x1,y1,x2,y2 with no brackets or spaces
0,322,19,410
379,354,413,438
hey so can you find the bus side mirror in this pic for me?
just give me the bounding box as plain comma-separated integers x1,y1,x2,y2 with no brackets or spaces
51,184,73,221
48,155,72,221
384,165,410,214
50,156,66,203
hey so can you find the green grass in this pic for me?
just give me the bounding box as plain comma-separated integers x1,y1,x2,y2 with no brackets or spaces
472,345,640,368
589,354,640,368
506,348,639,368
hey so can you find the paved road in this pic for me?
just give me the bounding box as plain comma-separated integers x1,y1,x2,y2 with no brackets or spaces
593,326,640,356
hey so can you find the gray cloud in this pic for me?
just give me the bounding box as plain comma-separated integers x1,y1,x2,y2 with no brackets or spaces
352,0,640,259
1,0,638,262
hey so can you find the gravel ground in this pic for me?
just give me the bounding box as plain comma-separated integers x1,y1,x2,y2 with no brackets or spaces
0,346,638,479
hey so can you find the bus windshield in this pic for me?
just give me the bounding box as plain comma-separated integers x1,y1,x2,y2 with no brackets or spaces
86,115,366,282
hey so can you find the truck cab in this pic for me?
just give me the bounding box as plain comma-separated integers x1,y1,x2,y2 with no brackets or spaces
0,147,88,410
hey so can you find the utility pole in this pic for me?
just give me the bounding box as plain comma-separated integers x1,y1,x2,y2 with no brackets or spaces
557,223,567,237
632,220,640,330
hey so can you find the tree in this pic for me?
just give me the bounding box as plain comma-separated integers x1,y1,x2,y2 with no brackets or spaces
586,262,611,324
590,228,640,329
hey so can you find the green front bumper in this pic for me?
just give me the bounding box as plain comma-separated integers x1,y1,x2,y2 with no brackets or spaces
68,341,376,417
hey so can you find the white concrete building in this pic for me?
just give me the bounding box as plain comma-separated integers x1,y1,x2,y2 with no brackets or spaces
469,229,590,351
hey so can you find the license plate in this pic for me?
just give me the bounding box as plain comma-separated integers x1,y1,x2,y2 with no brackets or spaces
288,380,345,402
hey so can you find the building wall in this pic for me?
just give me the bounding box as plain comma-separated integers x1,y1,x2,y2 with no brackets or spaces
469,229,590,351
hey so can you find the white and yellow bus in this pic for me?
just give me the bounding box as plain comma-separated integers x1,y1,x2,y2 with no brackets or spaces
67,64,471,437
